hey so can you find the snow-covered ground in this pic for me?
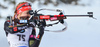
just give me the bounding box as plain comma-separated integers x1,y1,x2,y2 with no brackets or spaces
0,0,100,47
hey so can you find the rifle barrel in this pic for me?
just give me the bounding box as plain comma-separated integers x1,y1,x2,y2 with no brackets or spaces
49,15,93,17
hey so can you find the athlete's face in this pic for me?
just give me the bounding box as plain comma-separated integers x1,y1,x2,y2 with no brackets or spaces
17,10,30,20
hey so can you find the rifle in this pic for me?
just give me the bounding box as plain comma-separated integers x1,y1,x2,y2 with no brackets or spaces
7,9,95,32
27,9,95,32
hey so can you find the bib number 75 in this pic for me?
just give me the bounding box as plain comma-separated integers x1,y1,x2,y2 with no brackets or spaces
17,34,26,41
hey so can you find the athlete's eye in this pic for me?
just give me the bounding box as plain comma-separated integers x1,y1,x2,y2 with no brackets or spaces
20,16,30,20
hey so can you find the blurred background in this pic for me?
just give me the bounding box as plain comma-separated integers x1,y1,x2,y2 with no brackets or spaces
0,0,100,47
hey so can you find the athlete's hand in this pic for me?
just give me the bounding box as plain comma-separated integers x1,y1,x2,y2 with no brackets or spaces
28,20,36,27
38,19,46,28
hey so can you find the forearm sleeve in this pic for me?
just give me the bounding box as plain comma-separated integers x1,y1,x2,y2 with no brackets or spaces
4,21,28,34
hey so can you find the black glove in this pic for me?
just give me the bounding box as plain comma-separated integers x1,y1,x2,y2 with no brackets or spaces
38,19,46,28
28,20,36,27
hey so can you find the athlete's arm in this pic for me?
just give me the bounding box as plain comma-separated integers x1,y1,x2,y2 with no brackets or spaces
4,21,28,34
30,21,45,47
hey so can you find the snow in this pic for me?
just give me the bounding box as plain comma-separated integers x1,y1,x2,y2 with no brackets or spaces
0,0,100,47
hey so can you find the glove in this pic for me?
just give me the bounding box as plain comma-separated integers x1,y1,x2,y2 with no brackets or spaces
38,19,46,28
28,20,36,27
